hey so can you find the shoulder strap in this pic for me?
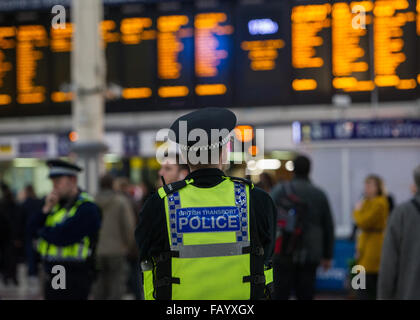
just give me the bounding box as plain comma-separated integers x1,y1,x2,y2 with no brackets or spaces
158,179,194,199
223,176,254,189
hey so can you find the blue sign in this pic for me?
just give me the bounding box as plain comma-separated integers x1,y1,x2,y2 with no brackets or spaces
294,119,420,143
176,206,240,233
123,132,139,156
18,141,48,157
57,133,71,156
315,239,355,292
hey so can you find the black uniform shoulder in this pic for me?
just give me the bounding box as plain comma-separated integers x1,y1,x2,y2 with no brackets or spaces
250,185,274,202
226,176,254,188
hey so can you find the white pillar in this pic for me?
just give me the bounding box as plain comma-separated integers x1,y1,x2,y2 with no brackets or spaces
71,0,107,195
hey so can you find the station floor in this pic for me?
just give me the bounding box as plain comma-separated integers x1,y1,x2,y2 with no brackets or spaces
0,264,350,300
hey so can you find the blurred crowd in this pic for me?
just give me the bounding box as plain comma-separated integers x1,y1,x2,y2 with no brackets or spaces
0,175,156,300
0,157,419,300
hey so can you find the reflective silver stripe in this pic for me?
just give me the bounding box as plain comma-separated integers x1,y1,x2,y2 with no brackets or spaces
168,192,182,248
234,182,248,242
177,241,251,258
141,260,154,271
77,243,84,259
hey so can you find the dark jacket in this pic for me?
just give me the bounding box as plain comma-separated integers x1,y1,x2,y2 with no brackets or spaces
270,177,335,265
30,190,101,270
135,168,277,299
378,193,420,299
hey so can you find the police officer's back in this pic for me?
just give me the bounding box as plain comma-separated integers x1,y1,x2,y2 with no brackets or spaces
135,107,276,300
31,159,101,300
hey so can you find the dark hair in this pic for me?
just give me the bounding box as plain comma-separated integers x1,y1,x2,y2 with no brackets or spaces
100,174,114,190
183,146,224,170
293,154,311,177
1,182,15,204
24,185,36,199
365,174,385,196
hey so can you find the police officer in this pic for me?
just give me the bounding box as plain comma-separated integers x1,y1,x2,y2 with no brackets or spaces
33,159,101,300
135,107,276,300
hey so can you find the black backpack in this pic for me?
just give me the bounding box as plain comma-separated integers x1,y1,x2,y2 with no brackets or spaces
274,182,308,260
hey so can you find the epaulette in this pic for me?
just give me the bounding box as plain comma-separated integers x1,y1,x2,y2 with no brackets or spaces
225,176,254,189
158,179,194,199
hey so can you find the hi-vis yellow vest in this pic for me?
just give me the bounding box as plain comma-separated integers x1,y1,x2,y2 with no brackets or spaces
37,192,93,262
143,177,273,300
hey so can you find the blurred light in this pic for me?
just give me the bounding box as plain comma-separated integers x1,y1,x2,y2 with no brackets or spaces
122,88,152,99
69,131,78,142
248,145,259,156
229,152,244,162
195,84,227,96
130,157,143,169
256,159,281,170
248,19,278,35
285,160,294,172
158,86,189,98
292,122,301,144
292,79,318,91
104,153,120,163
13,158,38,168
247,160,257,171
234,125,254,142
271,150,295,160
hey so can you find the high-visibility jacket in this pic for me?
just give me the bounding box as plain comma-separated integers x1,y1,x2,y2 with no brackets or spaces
142,177,273,300
37,192,94,262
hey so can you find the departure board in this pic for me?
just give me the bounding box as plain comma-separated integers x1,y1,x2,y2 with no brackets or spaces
0,15,16,109
235,2,290,106
291,0,332,104
120,9,156,105
50,20,72,106
156,4,194,108
16,14,49,107
418,0,420,90
374,0,417,101
332,1,374,102
102,8,123,104
0,1,419,119
194,3,234,107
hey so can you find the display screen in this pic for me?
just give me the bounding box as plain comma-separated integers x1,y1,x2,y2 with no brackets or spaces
0,0,419,118
0,14,16,109
235,2,291,106
331,0,374,102
374,0,417,101
194,6,234,107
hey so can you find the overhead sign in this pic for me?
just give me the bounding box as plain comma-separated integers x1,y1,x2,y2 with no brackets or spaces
294,119,420,142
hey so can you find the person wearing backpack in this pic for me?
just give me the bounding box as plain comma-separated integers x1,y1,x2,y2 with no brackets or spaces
270,154,335,300
378,164,420,299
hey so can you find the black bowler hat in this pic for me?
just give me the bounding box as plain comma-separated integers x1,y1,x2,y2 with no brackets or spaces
46,159,82,178
169,107,237,151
